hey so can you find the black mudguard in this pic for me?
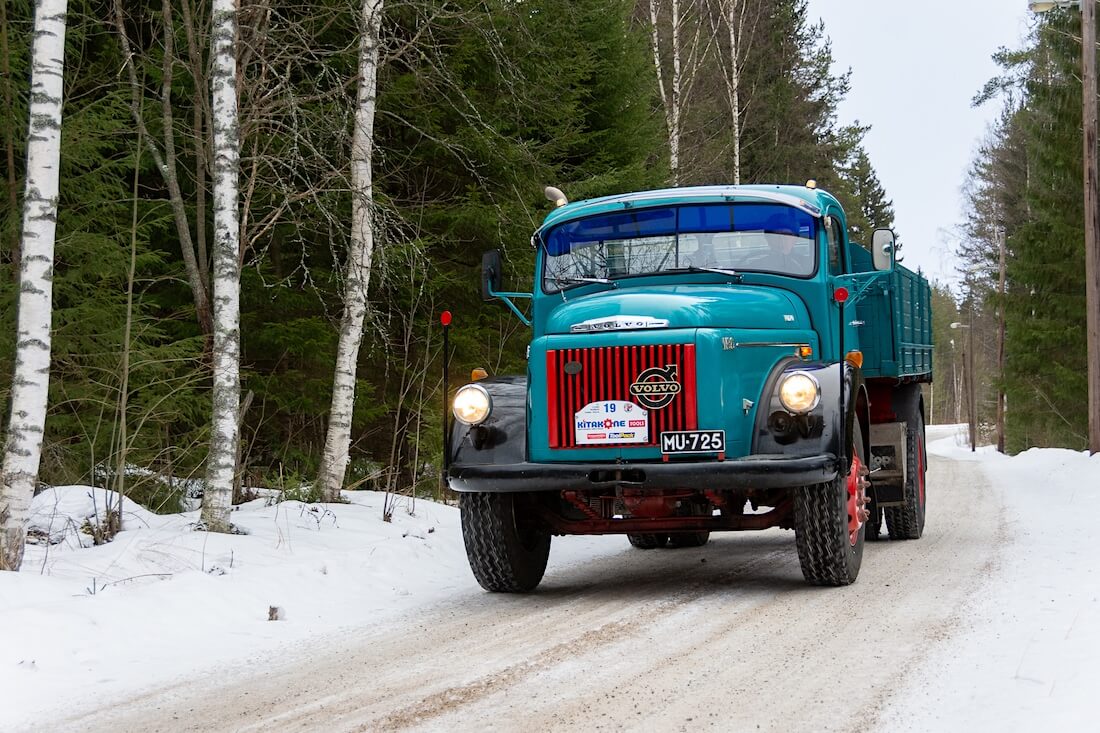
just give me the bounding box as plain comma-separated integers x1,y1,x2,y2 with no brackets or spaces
448,376,527,468
752,360,869,472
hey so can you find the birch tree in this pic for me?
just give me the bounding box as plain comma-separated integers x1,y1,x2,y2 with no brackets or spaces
0,0,67,571
316,0,384,502
706,0,757,185
201,0,241,532
647,0,711,185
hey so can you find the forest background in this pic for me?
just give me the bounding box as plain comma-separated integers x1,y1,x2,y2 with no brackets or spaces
0,0,1088,514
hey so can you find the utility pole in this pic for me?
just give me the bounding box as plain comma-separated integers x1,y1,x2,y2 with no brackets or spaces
1083,0,1100,454
997,226,1007,453
969,313,977,452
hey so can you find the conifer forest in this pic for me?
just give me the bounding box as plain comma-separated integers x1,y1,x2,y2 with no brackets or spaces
0,0,1092,527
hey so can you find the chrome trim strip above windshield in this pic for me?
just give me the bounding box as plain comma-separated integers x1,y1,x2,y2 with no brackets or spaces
538,187,823,237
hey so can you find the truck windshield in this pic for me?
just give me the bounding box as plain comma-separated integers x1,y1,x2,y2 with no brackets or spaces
541,203,817,293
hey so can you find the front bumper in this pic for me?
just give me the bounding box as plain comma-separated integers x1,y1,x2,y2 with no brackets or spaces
447,453,838,493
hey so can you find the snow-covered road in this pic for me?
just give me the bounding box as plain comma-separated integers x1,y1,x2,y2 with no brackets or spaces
52,430,1068,733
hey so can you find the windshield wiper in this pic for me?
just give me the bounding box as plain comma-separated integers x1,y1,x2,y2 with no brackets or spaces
668,266,742,279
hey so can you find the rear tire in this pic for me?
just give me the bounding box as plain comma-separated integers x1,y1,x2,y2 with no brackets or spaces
885,393,927,540
668,532,710,548
794,421,866,586
460,492,550,592
627,533,668,549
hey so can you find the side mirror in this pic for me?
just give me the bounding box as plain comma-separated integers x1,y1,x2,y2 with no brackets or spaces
481,249,503,302
872,229,896,272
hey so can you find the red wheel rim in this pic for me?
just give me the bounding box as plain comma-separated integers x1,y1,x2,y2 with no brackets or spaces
847,453,869,546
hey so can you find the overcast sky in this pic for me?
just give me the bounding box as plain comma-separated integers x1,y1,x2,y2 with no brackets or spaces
806,1,1034,286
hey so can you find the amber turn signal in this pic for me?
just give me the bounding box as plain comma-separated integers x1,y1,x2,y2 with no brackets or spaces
845,350,864,368
471,368,489,381
798,346,813,359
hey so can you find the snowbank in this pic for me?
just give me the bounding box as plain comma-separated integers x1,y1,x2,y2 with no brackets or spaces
0,487,622,728
880,426,1100,731
26,485,154,547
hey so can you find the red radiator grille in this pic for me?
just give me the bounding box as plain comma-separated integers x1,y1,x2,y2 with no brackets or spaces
546,344,697,449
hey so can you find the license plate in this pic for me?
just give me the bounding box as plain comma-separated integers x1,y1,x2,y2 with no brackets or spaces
660,430,725,454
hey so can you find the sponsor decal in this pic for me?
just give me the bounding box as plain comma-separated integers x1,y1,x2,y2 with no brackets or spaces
574,400,649,445
629,364,681,410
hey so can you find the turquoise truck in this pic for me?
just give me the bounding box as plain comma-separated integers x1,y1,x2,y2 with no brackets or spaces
447,184,932,591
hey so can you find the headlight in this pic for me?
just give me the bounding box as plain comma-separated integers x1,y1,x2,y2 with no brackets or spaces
778,372,820,414
453,384,492,425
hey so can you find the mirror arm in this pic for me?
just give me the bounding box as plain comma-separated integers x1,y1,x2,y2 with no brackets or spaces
487,280,533,327
834,271,891,308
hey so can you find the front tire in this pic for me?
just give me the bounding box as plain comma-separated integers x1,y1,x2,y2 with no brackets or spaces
460,492,550,593
794,421,866,586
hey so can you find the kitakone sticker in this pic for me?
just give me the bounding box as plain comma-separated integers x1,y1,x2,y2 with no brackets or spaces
573,400,649,445
629,364,681,410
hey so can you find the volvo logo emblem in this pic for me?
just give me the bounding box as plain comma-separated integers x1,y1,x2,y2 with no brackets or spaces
629,364,681,410
563,360,582,375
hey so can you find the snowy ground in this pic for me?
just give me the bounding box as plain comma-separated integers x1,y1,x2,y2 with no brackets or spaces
0,487,622,729
2,429,1098,730
878,426,1100,730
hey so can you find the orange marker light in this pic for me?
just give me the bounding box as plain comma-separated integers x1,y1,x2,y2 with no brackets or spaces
471,368,489,381
845,351,864,368
799,346,813,359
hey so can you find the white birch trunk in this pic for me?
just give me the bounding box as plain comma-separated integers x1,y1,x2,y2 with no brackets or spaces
650,0,710,186
707,0,751,185
648,0,680,185
669,0,683,185
316,0,384,502
201,0,241,533
0,0,67,571
726,0,742,185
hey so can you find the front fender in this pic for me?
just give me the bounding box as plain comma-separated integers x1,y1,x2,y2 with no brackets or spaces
448,376,527,467
752,361,866,469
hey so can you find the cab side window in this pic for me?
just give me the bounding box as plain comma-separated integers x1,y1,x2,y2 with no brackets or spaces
825,216,844,275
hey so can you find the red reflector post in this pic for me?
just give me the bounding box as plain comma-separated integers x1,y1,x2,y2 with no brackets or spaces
440,310,453,327
833,287,849,304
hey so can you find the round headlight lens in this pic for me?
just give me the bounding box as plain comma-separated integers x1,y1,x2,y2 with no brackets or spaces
453,384,492,425
778,372,820,414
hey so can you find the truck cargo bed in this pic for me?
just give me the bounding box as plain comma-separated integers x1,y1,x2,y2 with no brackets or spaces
850,248,932,381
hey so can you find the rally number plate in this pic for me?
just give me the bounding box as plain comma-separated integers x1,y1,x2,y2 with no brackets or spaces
660,430,725,455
